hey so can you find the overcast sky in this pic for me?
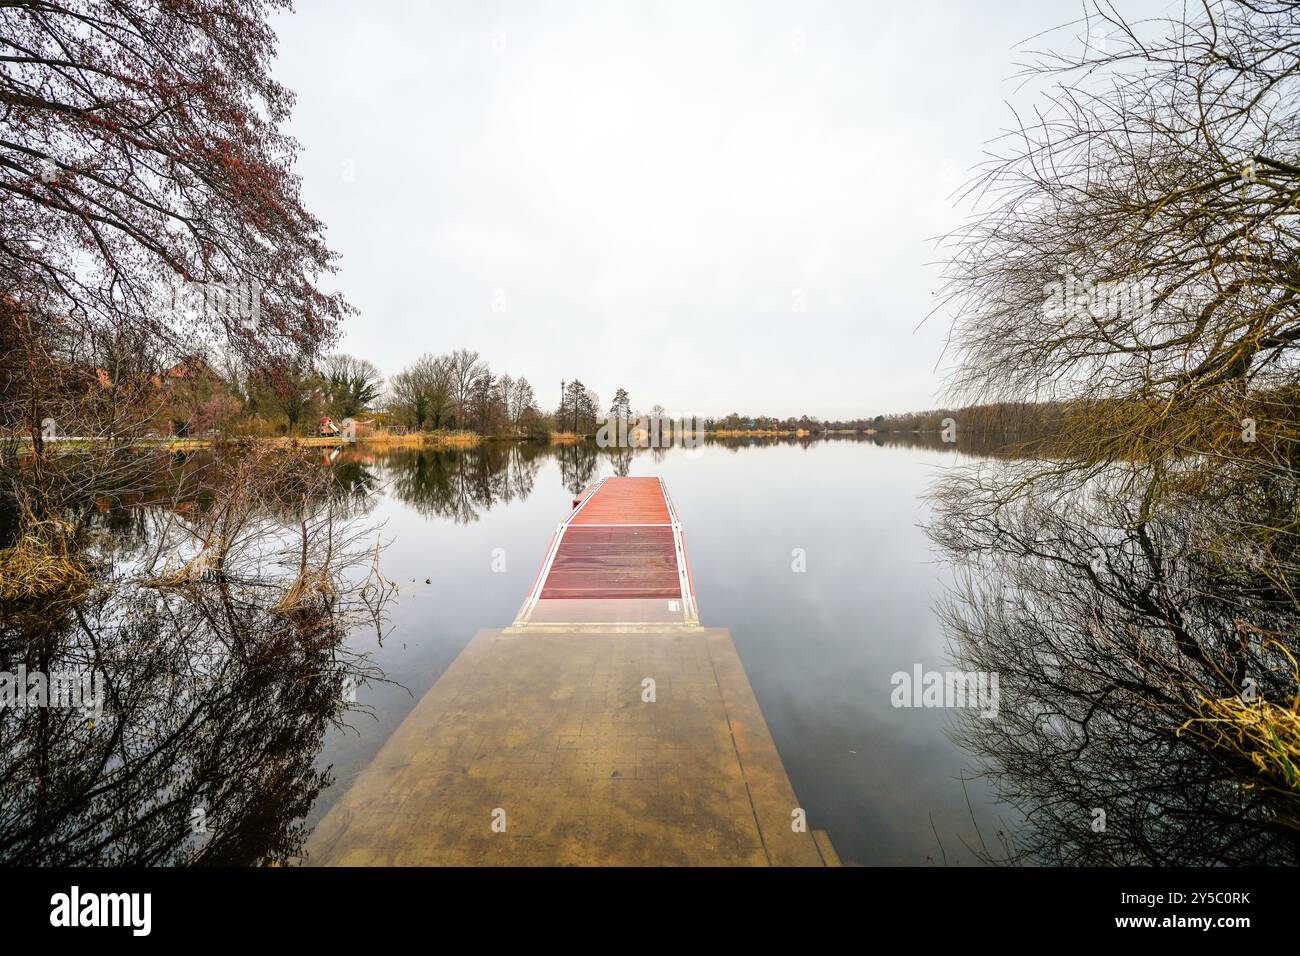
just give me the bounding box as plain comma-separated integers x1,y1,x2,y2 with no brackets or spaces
270,0,1163,419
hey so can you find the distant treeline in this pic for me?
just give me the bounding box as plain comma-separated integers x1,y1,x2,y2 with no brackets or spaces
868,402,1069,437
29,325,1079,443
701,403,1069,437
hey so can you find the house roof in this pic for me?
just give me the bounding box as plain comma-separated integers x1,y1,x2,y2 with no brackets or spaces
163,356,218,380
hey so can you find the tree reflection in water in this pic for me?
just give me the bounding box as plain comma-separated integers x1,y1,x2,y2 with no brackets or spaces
931,457,1300,865
0,446,391,865
16,433,1269,866
382,442,547,523
375,440,655,514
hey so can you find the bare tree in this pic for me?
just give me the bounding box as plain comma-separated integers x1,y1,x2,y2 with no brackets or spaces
388,353,454,430
1,1,352,404
466,369,497,434
447,349,486,427
928,2,1300,863
939,2,1300,460
0,1,352,545
497,374,516,429
509,377,537,428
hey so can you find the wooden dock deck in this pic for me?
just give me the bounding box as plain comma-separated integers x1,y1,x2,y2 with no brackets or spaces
514,476,698,628
304,477,835,866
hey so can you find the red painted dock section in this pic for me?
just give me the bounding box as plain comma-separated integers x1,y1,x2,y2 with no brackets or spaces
570,476,670,525
514,476,698,627
540,527,680,599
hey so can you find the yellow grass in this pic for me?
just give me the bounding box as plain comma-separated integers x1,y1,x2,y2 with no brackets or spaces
273,567,334,616
139,435,350,450
359,429,480,448
144,547,224,588
710,428,812,437
1178,642,1300,821
0,520,92,604
131,432,484,450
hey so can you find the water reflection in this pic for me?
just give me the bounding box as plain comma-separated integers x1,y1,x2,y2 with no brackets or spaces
384,442,546,523
372,440,682,515
0,587,379,865
10,431,1271,866
0,447,389,865
368,432,1000,518
931,458,1300,865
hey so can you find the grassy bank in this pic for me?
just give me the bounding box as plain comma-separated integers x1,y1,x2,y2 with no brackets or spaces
357,430,480,449
708,428,816,437
20,431,489,452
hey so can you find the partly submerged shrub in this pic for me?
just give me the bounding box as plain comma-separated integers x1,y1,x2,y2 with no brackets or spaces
0,519,92,604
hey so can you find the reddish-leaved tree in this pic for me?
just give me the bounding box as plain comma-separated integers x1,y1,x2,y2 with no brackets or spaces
1,0,351,418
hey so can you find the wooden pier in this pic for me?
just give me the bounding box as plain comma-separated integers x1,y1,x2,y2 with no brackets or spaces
515,477,698,628
305,476,836,866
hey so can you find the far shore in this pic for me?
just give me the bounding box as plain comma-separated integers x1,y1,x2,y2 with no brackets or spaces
10,426,909,452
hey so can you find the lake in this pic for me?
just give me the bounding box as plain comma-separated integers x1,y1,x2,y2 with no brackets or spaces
305,435,1010,866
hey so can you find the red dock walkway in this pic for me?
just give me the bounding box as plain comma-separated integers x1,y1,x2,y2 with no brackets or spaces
514,477,699,628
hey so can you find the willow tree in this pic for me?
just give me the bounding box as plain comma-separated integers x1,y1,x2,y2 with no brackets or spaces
940,1,1300,463
932,2,1300,863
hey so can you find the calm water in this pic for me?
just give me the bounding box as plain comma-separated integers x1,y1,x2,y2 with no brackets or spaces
307,436,1010,865
6,434,1288,865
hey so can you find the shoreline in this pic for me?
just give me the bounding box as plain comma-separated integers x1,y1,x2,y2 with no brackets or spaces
11,427,962,454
